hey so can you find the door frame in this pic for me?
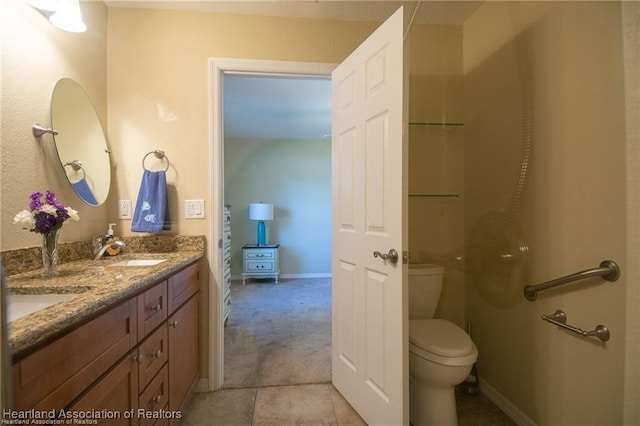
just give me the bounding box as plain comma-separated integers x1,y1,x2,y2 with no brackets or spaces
208,58,336,390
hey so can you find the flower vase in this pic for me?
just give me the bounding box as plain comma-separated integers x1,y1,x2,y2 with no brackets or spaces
42,228,60,277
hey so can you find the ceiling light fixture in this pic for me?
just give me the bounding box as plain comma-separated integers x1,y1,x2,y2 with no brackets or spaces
23,0,58,12
23,0,87,33
49,0,86,33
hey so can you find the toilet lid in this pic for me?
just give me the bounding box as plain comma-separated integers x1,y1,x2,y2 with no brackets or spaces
409,319,475,358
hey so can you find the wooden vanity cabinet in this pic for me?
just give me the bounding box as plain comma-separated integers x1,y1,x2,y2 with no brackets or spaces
11,260,201,424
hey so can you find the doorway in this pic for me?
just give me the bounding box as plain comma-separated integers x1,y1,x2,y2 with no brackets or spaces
208,58,336,390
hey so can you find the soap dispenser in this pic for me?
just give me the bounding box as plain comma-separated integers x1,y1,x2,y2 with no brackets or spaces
103,223,122,256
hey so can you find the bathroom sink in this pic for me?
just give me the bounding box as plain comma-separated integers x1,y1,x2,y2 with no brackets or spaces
7,294,76,322
109,259,167,267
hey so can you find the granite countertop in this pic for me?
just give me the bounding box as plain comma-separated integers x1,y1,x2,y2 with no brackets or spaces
6,237,205,360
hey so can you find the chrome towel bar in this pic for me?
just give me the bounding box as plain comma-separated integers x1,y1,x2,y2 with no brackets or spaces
524,260,620,301
542,310,610,342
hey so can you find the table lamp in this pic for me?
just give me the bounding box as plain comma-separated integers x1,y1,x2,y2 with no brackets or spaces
249,202,274,245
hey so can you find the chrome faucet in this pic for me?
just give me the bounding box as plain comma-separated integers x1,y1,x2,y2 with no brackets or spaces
93,238,126,260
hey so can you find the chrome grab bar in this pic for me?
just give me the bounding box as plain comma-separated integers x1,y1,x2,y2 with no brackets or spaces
542,310,610,342
523,260,620,301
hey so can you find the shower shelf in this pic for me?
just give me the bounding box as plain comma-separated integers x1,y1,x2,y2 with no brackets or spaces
409,122,464,126
409,193,459,198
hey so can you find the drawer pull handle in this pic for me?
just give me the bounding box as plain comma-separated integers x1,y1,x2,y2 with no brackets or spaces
169,320,179,328
153,395,163,404
153,349,162,358
150,304,162,312
133,354,145,364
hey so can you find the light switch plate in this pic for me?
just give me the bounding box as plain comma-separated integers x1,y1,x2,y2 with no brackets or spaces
184,199,205,219
119,200,132,219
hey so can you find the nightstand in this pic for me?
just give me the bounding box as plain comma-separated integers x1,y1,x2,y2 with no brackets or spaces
242,244,280,284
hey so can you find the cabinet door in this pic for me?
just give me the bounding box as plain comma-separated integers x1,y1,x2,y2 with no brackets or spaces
168,293,200,418
67,352,139,425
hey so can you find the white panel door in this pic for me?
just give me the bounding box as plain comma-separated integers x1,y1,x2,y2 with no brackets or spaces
331,7,408,425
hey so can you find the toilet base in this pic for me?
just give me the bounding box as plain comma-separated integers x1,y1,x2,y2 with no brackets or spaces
410,375,459,426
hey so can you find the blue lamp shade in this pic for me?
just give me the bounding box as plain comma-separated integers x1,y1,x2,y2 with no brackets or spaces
249,203,274,245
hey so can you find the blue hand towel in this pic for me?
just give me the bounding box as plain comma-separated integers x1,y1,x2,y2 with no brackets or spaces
132,170,171,233
72,178,98,205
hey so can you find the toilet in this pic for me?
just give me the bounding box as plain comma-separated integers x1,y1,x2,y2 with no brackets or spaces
409,264,478,426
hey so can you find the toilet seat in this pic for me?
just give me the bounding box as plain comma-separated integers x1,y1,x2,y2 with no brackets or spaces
409,319,477,366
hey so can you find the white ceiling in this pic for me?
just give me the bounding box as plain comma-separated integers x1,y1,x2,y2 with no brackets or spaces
106,1,482,26
223,75,332,140
104,1,482,140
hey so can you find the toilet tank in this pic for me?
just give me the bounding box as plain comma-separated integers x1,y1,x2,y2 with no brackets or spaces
409,264,445,320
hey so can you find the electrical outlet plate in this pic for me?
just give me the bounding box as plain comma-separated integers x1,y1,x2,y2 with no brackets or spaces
185,199,205,219
119,200,132,219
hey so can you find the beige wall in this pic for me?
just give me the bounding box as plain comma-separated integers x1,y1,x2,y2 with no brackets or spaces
623,3,640,423
464,2,627,423
1,0,110,250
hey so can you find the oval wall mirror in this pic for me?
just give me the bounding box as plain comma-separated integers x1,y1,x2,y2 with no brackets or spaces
51,78,111,206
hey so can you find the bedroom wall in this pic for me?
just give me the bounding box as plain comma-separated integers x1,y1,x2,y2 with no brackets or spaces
224,138,331,278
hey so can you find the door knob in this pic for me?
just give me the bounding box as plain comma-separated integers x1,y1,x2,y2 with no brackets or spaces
373,249,399,264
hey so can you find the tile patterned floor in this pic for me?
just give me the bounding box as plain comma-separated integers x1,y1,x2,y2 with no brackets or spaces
183,384,366,426
183,278,515,425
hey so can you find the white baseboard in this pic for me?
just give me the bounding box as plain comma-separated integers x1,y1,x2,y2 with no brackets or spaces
231,273,331,281
280,273,332,279
479,376,537,426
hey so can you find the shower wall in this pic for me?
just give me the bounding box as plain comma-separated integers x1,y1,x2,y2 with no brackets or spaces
409,24,464,328
463,2,627,423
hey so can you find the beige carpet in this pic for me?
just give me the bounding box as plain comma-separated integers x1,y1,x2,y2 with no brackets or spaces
223,277,332,388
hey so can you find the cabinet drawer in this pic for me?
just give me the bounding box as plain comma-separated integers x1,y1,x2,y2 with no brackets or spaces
168,262,200,313
138,324,168,392
13,298,137,410
138,281,168,337
139,364,169,426
245,250,274,260
246,260,275,272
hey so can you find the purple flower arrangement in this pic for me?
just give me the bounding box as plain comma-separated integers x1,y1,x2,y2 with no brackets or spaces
14,190,79,235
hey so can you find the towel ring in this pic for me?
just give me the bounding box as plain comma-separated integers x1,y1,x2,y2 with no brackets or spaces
63,160,86,182
143,150,170,172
